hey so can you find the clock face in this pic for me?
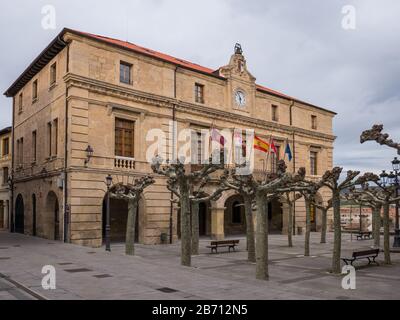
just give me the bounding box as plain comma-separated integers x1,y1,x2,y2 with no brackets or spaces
235,90,246,108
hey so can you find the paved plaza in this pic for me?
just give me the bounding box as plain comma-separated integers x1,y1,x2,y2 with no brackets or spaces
0,230,399,300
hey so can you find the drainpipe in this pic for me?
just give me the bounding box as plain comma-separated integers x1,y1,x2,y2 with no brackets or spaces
63,43,70,243
169,67,178,244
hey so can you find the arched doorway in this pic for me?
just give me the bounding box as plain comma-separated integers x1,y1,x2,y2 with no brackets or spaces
46,192,60,240
15,194,24,234
32,194,37,236
268,198,283,234
102,195,143,243
224,195,246,235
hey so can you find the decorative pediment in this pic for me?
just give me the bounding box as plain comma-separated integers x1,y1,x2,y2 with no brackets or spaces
218,43,256,82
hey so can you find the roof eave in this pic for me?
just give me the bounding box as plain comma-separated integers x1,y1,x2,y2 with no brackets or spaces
3,29,68,98
256,87,337,115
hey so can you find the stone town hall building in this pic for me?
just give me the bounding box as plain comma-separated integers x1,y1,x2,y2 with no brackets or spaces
4,28,336,247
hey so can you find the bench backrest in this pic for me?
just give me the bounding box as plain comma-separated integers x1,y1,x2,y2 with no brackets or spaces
210,240,239,246
352,249,379,258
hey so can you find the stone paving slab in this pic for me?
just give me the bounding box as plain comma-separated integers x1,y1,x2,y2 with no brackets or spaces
0,231,399,300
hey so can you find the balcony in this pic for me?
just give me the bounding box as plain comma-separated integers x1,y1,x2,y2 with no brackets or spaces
114,156,136,170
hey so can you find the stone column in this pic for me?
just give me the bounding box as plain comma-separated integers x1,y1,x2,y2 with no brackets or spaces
281,202,289,235
211,207,225,240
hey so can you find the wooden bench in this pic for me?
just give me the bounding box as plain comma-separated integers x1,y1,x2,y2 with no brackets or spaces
341,248,379,266
356,231,372,240
207,240,239,253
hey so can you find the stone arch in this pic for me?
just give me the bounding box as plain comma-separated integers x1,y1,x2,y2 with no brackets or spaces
102,187,146,244
268,197,283,234
15,194,24,234
45,191,60,240
224,194,246,235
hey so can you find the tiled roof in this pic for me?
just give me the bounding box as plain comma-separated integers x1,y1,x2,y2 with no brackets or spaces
4,28,336,115
69,29,335,114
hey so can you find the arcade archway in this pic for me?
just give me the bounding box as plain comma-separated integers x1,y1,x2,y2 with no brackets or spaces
15,194,24,234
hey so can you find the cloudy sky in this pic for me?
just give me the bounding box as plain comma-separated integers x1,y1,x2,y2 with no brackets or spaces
1,0,399,173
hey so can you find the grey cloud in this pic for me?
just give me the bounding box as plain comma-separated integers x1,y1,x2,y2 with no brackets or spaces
0,0,399,174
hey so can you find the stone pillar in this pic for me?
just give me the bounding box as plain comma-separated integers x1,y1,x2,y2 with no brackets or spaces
211,207,225,240
281,202,289,235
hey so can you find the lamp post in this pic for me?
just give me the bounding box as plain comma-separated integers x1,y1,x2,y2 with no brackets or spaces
391,157,400,247
7,175,13,232
105,174,113,251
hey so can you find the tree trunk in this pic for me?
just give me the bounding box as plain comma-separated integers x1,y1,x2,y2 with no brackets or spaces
255,193,268,280
180,182,192,267
191,201,200,256
320,208,327,244
373,206,381,248
287,201,293,247
383,202,391,265
305,199,311,256
244,196,256,262
331,191,342,274
125,199,138,256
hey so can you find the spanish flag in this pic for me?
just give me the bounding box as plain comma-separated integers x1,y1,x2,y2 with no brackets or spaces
254,135,269,153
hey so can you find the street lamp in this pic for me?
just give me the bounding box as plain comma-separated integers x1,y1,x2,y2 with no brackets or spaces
105,174,113,252
380,170,388,186
391,157,400,247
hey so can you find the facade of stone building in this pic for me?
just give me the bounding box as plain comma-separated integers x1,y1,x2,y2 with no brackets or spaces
4,28,336,247
0,126,11,230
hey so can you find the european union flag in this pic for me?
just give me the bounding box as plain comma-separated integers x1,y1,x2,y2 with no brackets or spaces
285,142,292,161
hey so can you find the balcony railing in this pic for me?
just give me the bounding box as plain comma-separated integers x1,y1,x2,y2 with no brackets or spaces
114,156,135,170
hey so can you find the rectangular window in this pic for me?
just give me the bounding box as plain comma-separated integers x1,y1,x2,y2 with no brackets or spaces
2,138,9,156
115,118,135,158
3,167,8,185
18,93,23,113
50,63,57,86
53,118,58,156
18,138,24,167
32,131,37,163
195,83,204,104
311,115,317,130
310,151,318,175
271,146,281,173
120,62,132,84
32,80,38,102
191,131,203,165
47,122,52,158
271,105,279,122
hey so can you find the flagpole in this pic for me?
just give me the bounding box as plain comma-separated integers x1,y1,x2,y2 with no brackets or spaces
265,134,273,172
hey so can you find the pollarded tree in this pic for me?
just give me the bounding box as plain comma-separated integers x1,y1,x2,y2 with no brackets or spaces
282,179,321,256
190,175,229,255
360,124,400,155
109,175,155,256
220,168,257,262
281,191,302,247
252,161,306,280
361,182,400,264
319,168,376,273
314,198,333,244
151,151,224,267
299,184,320,257
343,187,382,248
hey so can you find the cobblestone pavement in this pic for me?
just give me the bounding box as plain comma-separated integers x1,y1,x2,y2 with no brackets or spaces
0,231,399,300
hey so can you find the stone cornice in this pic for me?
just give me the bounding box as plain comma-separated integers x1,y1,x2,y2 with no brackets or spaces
63,73,336,143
